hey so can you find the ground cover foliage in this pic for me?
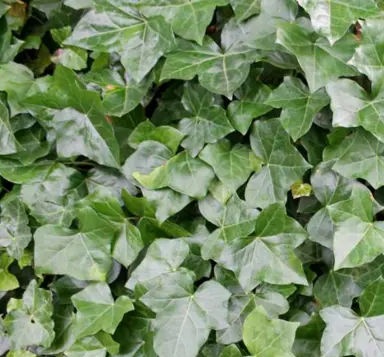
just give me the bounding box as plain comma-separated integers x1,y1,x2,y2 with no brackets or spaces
1,0,384,356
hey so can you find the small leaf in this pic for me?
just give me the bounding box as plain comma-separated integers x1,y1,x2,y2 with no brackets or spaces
291,180,312,199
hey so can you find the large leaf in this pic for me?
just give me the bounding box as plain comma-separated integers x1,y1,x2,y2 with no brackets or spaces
320,305,384,357
276,21,357,92
243,306,299,357
141,271,231,357
326,78,384,143
0,198,31,260
208,203,307,292
299,0,380,44
21,163,87,227
199,139,257,192
34,207,115,281
328,184,384,269
227,69,272,135
71,282,134,338
4,280,55,349
349,19,384,87
84,69,153,117
178,83,234,157
245,118,311,208
161,20,259,98
133,0,228,44
65,0,175,81
266,76,329,140
324,128,384,189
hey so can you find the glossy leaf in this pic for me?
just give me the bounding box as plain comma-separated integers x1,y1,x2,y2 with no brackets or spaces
245,119,311,208
276,22,357,92
179,83,234,157
134,0,228,44
161,20,259,98
65,0,175,81
266,76,329,140
299,0,380,44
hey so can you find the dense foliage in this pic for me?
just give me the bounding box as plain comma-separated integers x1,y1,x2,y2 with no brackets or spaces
1,0,384,356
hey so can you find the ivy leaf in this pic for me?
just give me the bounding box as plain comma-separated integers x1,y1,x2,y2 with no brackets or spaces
0,99,18,154
141,188,192,223
276,21,357,92
299,0,380,44
349,19,384,87
34,207,115,281
219,345,242,357
65,332,119,357
210,203,307,292
179,83,234,157
113,305,156,357
320,305,384,357
291,180,312,199
86,166,138,203
307,162,354,249
83,69,153,117
199,139,257,193
161,20,259,98
324,128,384,189
328,184,384,269
127,238,190,290
141,271,231,357
200,194,259,258
227,69,272,135
133,0,229,45
71,282,134,338
0,198,32,260
243,306,299,357
0,62,34,115
293,313,325,357
313,270,362,308
245,119,311,208
230,0,261,21
0,253,18,291
21,163,86,227
266,76,329,140
65,0,175,81
166,151,215,198
4,280,55,350
326,78,384,144
128,119,184,154
359,278,384,317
